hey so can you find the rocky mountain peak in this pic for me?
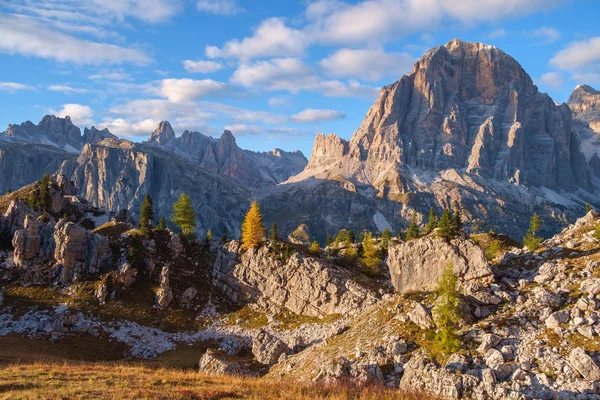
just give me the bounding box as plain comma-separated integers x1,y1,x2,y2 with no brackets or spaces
4,115,83,152
219,130,237,146
569,84,600,116
82,126,118,145
149,121,176,145
305,133,349,170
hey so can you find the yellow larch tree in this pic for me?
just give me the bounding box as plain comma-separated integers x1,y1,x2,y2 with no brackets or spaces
242,200,265,249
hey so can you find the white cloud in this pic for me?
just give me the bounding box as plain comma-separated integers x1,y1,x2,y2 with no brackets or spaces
53,103,94,127
0,14,151,64
530,26,560,44
537,72,565,90
196,0,244,15
223,124,263,135
485,28,507,39
291,109,346,124
439,0,562,24
96,118,160,139
0,82,34,92
182,60,224,73
231,58,314,91
319,48,414,81
49,85,89,94
550,37,600,71
318,79,380,98
268,97,290,107
160,78,227,102
88,69,133,80
89,0,181,23
230,58,380,98
206,18,306,60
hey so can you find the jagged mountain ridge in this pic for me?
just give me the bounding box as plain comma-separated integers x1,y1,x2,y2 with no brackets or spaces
568,84,600,175
0,117,307,235
260,39,599,241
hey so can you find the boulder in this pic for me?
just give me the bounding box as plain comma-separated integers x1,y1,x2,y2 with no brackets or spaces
568,347,600,382
53,219,111,284
12,215,41,267
545,310,570,329
252,329,289,366
386,237,492,294
408,302,435,329
198,349,256,377
156,265,173,309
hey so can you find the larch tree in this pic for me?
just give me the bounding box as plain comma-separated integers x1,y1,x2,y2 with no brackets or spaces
39,173,51,213
241,201,265,249
171,193,197,238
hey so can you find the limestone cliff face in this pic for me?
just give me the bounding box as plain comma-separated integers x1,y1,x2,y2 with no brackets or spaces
146,122,307,188
213,241,378,317
59,139,251,237
0,141,76,194
568,85,600,171
336,39,589,191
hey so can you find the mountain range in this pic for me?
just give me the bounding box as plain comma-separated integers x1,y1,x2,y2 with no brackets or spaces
1,39,599,241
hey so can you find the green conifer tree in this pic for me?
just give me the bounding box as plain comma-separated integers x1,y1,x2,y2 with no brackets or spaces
157,216,167,230
452,201,463,235
270,223,279,242
6,188,11,195
326,234,334,247
39,173,51,212
437,209,454,239
221,226,228,244
381,227,392,249
433,264,462,355
309,241,321,255
586,203,592,213
139,194,154,236
523,213,542,251
171,194,197,238
405,213,420,241
424,207,438,235
347,230,356,244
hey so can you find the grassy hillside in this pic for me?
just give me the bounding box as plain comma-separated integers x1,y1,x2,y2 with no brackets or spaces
0,361,436,400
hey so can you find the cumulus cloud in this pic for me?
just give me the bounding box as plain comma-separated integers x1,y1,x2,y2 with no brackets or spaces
49,85,89,94
223,124,263,135
206,18,306,60
160,78,227,103
530,26,561,44
268,97,290,107
319,48,414,81
0,82,34,92
53,103,94,127
0,14,151,64
537,72,566,90
197,0,244,15
291,109,346,124
550,37,600,71
182,60,224,73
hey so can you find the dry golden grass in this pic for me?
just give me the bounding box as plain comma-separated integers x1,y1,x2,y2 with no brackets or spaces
0,361,435,400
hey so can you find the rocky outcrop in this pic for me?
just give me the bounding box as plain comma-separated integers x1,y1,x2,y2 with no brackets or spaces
386,237,493,294
198,349,257,377
213,241,378,317
12,215,41,267
304,133,349,171
53,219,111,284
155,265,173,309
252,329,290,366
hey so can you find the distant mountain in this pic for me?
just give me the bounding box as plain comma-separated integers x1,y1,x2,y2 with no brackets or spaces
568,84,600,176
0,116,307,236
259,39,598,241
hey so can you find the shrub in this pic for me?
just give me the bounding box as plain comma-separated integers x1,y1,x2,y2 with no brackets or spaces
486,239,501,261
309,241,321,255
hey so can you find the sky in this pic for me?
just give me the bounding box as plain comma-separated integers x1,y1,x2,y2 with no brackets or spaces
0,0,599,157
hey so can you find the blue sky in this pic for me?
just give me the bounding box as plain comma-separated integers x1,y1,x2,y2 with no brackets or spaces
0,0,599,157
